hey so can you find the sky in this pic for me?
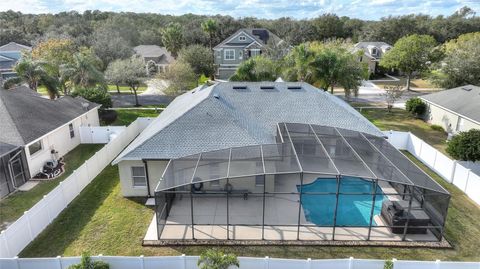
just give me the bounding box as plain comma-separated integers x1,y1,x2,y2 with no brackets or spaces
0,0,479,20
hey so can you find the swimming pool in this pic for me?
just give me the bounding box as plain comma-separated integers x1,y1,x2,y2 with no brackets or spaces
298,177,384,227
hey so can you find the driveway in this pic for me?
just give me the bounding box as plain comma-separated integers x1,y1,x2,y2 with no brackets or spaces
141,79,169,95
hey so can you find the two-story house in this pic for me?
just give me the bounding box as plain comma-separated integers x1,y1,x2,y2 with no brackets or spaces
353,42,392,74
213,28,284,80
0,42,32,82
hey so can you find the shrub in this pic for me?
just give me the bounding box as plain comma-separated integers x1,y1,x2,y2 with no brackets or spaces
384,260,394,269
405,97,426,116
72,85,112,109
430,124,445,132
2,77,23,89
68,253,109,269
99,110,118,125
198,249,239,269
446,129,480,161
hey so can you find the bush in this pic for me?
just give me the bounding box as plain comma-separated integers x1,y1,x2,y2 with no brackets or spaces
198,249,239,269
72,85,112,109
99,110,117,125
446,129,480,161
430,124,445,132
68,253,109,269
405,97,426,116
2,77,23,89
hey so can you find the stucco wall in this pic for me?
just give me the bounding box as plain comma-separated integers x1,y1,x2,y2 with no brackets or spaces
424,102,480,133
118,160,168,197
24,107,99,177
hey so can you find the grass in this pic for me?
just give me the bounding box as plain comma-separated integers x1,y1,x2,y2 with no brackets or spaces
359,108,448,155
107,84,147,93
109,109,160,126
372,77,438,90
0,144,102,228
19,152,480,260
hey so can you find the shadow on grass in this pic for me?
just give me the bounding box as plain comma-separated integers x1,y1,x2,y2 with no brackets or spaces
19,165,119,257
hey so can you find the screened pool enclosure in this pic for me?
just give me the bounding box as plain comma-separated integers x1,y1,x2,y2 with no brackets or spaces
153,123,450,242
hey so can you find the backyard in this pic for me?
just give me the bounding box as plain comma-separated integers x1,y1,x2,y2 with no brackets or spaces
17,110,480,261
0,144,102,229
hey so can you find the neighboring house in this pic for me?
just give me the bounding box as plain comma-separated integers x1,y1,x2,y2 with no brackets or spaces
0,86,100,197
0,42,32,81
113,82,385,197
420,85,480,134
353,42,392,74
133,45,175,73
213,28,286,80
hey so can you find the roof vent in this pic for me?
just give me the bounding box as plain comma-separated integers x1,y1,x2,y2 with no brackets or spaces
213,93,220,99
260,86,275,90
233,86,247,90
287,86,302,90
462,87,472,91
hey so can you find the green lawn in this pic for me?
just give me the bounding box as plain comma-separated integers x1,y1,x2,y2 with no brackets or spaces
359,108,448,155
110,109,160,126
0,144,102,228
107,84,147,93
372,77,438,90
19,152,480,260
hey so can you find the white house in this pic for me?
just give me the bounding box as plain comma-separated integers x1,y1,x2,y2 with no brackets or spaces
420,85,480,134
0,86,100,197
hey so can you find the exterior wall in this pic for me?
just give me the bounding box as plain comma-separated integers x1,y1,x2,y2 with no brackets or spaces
24,107,100,177
118,159,169,197
424,102,480,133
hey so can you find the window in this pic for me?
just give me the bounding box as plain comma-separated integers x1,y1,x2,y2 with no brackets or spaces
255,175,265,186
28,140,43,156
69,123,75,138
224,49,235,60
371,47,378,56
239,36,246,41
131,166,147,187
456,117,465,132
250,49,261,57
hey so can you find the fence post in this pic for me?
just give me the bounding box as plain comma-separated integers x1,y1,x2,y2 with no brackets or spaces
305,258,311,269
24,211,34,240
418,139,423,157
44,195,53,223
432,150,438,169
182,254,186,269
264,256,270,269
1,231,11,258
14,256,20,269
348,257,354,269
450,161,457,184
56,256,62,269
392,258,397,269
140,255,145,269
435,259,441,269
59,181,67,207
464,170,471,192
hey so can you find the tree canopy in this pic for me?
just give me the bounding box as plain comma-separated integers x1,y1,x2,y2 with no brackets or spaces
178,45,215,79
446,129,480,162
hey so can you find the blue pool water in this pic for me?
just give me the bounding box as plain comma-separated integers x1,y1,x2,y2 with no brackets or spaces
298,177,384,227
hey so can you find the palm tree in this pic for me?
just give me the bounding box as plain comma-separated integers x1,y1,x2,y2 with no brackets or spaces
14,56,59,99
197,249,239,269
161,23,184,58
201,18,218,49
61,51,104,90
283,43,314,83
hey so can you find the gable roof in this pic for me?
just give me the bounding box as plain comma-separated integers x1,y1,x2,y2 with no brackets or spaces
0,42,32,52
213,28,284,50
0,86,99,146
420,85,480,124
133,45,174,64
354,41,392,58
0,54,16,62
113,82,383,163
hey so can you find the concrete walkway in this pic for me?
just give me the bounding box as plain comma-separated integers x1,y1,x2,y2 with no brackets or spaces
141,79,169,95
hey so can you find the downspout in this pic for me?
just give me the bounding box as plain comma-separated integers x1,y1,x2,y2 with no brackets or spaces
142,159,151,197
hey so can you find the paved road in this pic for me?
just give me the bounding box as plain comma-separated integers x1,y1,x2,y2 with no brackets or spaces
111,93,174,107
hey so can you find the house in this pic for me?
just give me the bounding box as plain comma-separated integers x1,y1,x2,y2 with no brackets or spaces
133,45,175,73
213,28,286,80
0,86,100,198
353,42,392,74
420,85,480,134
0,42,32,81
113,82,448,243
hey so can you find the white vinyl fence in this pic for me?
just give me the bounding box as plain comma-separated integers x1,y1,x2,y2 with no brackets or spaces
79,126,126,144
0,118,154,258
0,255,478,269
384,131,480,205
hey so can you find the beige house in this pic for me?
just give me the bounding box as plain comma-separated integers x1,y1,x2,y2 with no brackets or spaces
421,85,480,134
133,45,174,73
353,42,392,74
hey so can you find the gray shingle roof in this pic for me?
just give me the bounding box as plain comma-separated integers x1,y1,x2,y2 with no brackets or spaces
213,28,284,50
133,45,174,64
0,86,99,146
113,82,383,163
420,85,480,123
0,42,31,52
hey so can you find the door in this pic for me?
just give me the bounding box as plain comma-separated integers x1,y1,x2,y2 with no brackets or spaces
9,157,26,188
455,117,465,132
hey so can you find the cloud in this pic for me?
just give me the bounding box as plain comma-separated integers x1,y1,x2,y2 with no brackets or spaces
1,0,479,20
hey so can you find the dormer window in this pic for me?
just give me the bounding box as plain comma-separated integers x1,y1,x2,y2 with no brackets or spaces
239,36,246,41
371,47,378,56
